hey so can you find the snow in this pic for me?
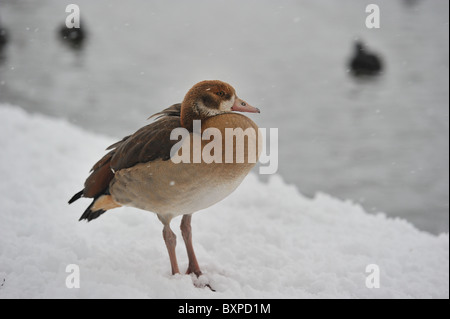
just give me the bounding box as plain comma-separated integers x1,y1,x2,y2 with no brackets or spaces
0,104,448,299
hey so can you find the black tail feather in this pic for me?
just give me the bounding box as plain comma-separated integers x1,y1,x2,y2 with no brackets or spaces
78,200,106,222
70,190,108,222
68,190,84,204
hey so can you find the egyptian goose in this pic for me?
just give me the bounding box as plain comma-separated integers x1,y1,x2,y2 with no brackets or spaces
69,80,261,278
349,41,383,76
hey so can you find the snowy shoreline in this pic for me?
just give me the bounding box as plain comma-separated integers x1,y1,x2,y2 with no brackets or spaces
0,104,448,298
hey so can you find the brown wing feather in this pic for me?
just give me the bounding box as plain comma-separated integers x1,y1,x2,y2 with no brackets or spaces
110,116,182,171
148,103,182,120
84,154,115,198
72,104,182,201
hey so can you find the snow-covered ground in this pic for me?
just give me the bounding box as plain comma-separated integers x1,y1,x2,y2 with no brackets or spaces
0,104,448,299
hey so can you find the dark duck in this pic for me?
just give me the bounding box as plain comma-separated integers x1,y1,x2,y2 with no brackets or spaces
0,24,8,50
349,41,384,77
59,23,86,49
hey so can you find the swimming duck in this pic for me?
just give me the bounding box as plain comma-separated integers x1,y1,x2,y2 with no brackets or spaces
0,25,8,49
59,23,86,49
349,41,384,76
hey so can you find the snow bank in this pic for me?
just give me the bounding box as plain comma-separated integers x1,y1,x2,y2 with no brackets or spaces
0,104,448,299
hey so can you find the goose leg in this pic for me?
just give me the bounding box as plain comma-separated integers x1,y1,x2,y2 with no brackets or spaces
180,214,202,276
162,224,180,275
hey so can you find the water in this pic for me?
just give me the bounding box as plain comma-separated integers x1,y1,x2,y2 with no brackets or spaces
0,0,448,234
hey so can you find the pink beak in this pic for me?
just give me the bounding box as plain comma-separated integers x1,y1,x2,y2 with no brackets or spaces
231,97,260,113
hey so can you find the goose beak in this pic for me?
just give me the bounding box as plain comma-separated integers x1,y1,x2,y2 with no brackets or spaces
231,97,260,113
